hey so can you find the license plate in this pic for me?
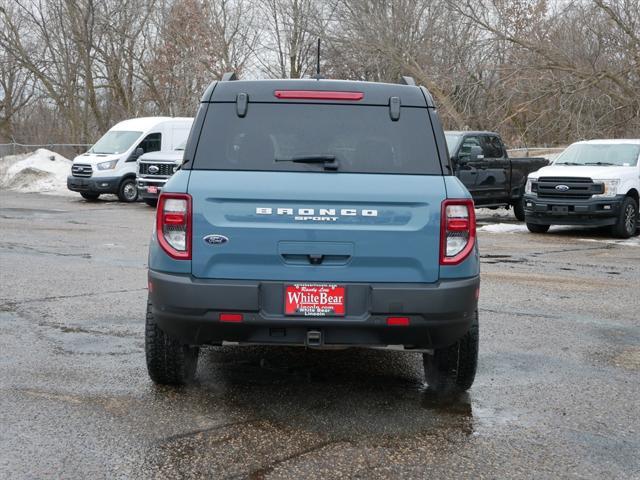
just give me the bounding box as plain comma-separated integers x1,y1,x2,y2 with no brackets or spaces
552,205,568,214
284,284,345,317
147,186,158,194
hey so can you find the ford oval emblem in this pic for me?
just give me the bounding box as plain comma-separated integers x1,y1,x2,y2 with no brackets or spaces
148,165,159,173
555,184,570,191
203,234,229,245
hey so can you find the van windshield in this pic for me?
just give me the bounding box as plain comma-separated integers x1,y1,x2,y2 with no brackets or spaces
555,143,640,166
192,103,441,174
90,131,142,154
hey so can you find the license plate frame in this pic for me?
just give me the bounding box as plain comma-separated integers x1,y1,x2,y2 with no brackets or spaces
147,185,158,194
284,284,346,317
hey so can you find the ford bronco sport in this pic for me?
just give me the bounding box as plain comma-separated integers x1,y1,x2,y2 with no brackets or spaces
146,75,480,393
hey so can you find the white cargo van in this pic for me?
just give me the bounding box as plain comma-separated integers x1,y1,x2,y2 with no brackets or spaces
67,117,193,202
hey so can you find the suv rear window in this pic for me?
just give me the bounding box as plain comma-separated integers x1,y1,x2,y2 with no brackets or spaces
192,103,441,174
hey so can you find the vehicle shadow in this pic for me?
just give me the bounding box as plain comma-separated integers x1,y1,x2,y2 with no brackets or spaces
193,345,475,440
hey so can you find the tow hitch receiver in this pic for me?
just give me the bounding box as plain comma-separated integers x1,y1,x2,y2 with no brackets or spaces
306,330,322,347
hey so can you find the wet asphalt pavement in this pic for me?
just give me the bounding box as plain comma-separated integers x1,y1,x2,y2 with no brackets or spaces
0,192,639,479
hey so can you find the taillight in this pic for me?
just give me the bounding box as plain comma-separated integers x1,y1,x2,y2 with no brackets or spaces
440,199,476,265
157,193,192,260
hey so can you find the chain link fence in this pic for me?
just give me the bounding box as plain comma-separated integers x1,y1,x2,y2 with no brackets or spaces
0,143,92,160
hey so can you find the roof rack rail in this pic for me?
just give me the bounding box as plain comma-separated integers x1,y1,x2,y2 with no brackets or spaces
399,76,416,86
221,72,238,82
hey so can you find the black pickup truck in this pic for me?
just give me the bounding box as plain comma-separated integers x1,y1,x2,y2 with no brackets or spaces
445,131,549,220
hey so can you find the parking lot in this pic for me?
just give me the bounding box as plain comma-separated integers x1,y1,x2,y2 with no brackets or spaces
0,191,638,479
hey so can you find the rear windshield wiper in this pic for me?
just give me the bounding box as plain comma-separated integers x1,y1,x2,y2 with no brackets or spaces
584,162,615,166
555,162,582,165
275,154,339,170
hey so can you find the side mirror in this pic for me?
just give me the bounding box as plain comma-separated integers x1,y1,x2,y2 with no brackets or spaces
128,147,144,162
469,145,484,162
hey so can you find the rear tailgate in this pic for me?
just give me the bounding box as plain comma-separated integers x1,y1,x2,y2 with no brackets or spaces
189,171,445,283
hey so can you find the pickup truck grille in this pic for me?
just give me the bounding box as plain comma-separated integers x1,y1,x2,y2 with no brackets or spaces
139,162,175,177
71,164,93,178
535,177,603,200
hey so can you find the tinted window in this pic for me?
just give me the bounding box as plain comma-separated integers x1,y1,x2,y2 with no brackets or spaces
192,103,441,174
139,132,162,153
459,136,481,159
481,136,504,158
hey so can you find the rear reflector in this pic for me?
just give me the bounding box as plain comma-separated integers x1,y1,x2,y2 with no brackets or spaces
387,317,410,326
219,313,243,323
274,90,364,101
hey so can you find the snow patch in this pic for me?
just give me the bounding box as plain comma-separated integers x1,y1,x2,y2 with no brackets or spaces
478,223,529,233
578,237,640,247
475,208,513,219
0,149,74,196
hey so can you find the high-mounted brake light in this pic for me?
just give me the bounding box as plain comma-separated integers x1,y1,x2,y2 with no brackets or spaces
157,193,192,260
274,90,364,101
440,199,476,265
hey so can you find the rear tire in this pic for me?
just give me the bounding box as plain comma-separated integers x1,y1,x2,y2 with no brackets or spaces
526,222,550,233
144,198,158,208
513,196,525,221
117,177,138,202
145,299,199,385
80,192,100,201
423,311,478,393
611,196,637,239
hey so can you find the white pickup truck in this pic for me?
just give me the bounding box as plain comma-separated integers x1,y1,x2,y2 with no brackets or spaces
524,139,639,238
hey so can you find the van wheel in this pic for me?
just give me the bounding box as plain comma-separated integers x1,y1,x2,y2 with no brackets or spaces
144,199,158,208
526,223,550,233
513,196,525,221
118,178,138,202
611,196,638,239
80,192,100,201
145,299,199,385
423,311,478,393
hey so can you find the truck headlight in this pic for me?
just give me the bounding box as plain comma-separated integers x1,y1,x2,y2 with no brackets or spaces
593,179,620,198
525,178,536,195
97,160,118,170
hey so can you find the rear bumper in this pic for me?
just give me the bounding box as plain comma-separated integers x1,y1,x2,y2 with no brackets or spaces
524,194,624,226
67,175,120,194
148,270,480,349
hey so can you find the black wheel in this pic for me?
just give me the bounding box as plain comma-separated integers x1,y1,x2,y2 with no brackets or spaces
117,177,138,202
80,192,100,201
611,196,638,239
526,222,550,233
513,196,525,221
145,299,199,385
144,198,158,208
423,311,478,393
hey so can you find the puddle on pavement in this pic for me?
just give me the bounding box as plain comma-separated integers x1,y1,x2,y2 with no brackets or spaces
191,346,479,439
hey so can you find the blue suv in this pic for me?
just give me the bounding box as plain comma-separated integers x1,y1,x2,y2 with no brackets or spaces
146,75,480,392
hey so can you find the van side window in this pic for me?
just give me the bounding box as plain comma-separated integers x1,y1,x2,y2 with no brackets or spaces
481,136,504,158
139,133,162,154
459,136,481,160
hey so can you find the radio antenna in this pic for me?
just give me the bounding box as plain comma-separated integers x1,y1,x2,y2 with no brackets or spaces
316,38,321,79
